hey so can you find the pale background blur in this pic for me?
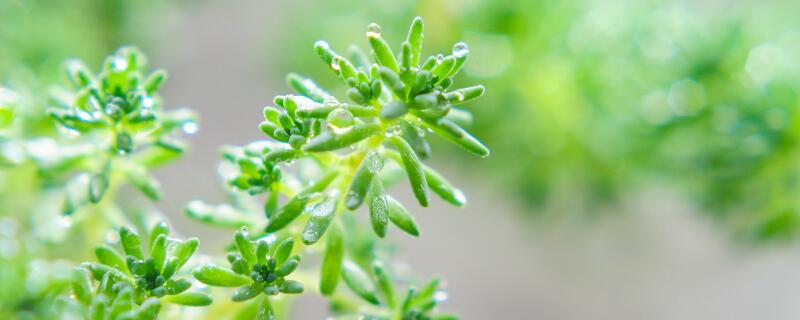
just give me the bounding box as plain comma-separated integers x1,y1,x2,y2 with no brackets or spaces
133,0,800,319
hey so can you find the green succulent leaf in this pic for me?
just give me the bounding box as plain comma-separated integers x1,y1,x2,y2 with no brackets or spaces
368,179,389,238
390,135,430,207
302,122,381,152
302,196,337,245
320,223,344,296
346,151,384,210
232,284,262,302
161,292,213,306
341,261,380,305
386,195,420,237
193,264,252,287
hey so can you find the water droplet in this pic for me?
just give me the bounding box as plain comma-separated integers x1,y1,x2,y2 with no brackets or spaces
141,96,154,109
345,191,361,208
366,23,382,38
454,91,465,102
104,230,120,244
327,108,354,129
367,160,384,176
58,215,73,228
314,40,330,50
373,195,388,215
453,189,467,205
193,279,208,290
56,126,81,137
112,58,128,71
452,42,469,58
384,125,402,138
182,122,198,135
104,103,123,120
435,54,444,64
433,290,448,303
330,57,341,71
330,125,353,135
294,96,322,112
75,110,95,122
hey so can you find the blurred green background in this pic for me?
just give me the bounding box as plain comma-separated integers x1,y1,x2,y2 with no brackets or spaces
5,0,800,318
275,0,800,240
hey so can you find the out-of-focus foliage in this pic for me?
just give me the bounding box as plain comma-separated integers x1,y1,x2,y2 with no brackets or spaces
273,0,800,241
0,2,187,318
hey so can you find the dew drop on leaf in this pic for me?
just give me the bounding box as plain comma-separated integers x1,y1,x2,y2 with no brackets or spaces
112,58,128,71
452,42,469,58
330,58,341,72
366,23,382,38
385,125,402,138
141,96,154,109
345,190,361,208
58,215,73,228
366,155,385,175
433,290,448,303
453,189,467,205
314,40,330,50
182,122,198,135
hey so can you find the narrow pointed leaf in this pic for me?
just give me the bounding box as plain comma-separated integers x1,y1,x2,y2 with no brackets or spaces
367,24,399,72
72,267,94,305
95,245,128,272
406,17,424,66
233,284,262,302
276,256,300,277
148,222,169,250
264,193,313,233
161,292,212,306
185,201,254,228
423,118,490,157
119,227,144,259
386,195,420,236
150,234,167,272
137,298,161,320
345,151,384,210
279,280,304,294
373,261,395,307
341,261,380,305
235,229,258,265
172,238,199,270
400,120,431,159
367,179,389,238
122,163,162,201
303,122,381,152
272,237,294,266
390,135,430,207
319,223,343,296
302,196,337,245
446,85,484,105
286,73,332,103
424,165,467,207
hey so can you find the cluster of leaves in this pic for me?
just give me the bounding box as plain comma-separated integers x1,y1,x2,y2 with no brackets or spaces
0,45,196,317
46,46,196,215
184,17,478,318
68,222,210,319
190,229,303,317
